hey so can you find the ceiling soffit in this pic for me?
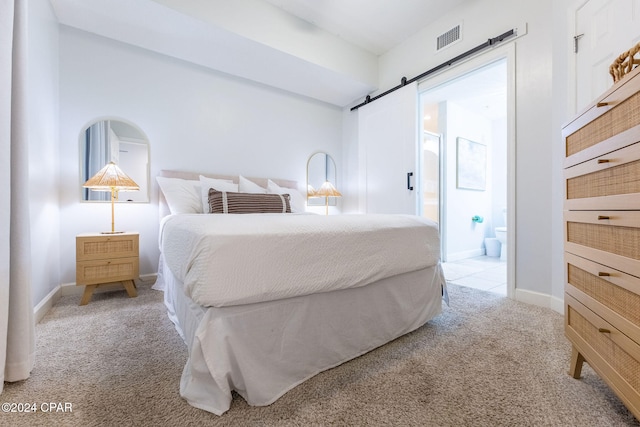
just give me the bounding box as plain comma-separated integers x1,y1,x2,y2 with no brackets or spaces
50,0,378,107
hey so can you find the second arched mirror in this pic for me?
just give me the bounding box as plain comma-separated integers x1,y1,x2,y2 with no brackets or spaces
306,152,338,206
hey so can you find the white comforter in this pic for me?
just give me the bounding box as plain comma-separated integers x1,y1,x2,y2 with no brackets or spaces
160,213,440,307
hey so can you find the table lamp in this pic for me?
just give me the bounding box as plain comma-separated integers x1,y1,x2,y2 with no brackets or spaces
315,180,341,215
83,161,139,234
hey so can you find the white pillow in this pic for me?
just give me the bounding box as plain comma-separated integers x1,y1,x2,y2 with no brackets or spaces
267,179,306,213
156,176,202,214
239,175,267,193
199,175,239,213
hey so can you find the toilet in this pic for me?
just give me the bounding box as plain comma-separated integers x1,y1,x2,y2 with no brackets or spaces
494,208,507,261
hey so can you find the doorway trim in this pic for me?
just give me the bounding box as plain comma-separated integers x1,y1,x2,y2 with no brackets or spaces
417,43,516,298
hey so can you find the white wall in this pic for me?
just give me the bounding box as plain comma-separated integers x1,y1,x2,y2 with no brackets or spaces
486,118,508,241
27,0,60,306
442,101,492,261
491,117,508,231
58,27,343,284
340,108,360,213
374,0,556,302
550,0,576,311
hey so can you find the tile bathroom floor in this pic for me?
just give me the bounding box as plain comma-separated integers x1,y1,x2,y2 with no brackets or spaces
442,255,507,296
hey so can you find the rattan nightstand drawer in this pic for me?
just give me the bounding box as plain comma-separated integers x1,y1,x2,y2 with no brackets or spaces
566,296,640,417
76,257,139,285
76,233,138,261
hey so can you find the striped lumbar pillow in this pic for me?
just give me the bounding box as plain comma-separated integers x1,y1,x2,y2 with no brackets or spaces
207,189,291,214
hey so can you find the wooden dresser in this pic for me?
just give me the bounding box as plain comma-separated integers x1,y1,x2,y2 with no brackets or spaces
76,232,139,305
562,66,640,419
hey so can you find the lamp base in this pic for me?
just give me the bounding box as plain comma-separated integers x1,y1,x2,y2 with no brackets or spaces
100,231,125,234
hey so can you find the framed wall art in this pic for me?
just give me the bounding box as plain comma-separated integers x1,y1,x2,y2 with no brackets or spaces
456,137,486,191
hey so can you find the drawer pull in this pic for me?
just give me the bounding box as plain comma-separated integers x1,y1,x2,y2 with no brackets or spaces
597,215,610,220
597,159,610,164
598,328,611,334
596,102,609,107
597,272,610,277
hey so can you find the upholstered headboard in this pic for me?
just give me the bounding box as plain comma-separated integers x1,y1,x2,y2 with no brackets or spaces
157,170,299,219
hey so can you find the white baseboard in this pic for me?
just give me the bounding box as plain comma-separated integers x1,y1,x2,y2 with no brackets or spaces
34,274,158,323
34,285,62,324
550,295,564,315
445,248,484,262
515,288,565,315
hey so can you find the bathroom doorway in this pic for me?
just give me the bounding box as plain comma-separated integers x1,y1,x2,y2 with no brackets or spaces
418,53,512,296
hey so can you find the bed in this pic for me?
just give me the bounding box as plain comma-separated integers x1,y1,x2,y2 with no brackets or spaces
153,170,447,415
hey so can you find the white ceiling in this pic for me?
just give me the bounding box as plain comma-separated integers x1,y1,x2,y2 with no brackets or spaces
262,0,473,55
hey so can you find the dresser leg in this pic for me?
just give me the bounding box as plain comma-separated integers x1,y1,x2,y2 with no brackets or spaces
569,346,585,379
122,280,138,298
80,285,97,306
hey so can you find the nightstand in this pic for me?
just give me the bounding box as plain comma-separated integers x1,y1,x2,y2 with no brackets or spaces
76,232,139,305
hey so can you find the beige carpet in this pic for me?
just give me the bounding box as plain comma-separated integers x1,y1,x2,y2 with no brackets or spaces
2,282,638,426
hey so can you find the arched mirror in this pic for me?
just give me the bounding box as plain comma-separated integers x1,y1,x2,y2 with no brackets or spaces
306,152,338,206
80,118,150,202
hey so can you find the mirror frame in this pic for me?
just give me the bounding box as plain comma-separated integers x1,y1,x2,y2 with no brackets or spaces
79,117,150,203
306,152,338,206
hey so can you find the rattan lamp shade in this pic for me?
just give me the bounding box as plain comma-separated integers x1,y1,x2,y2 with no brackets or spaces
315,180,341,215
83,161,140,191
307,184,318,198
83,162,139,234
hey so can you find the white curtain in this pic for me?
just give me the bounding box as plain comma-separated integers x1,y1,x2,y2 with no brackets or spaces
84,121,110,201
0,0,36,392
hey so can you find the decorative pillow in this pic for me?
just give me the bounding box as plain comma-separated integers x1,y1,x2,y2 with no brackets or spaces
208,189,291,214
199,175,239,213
239,175,267,193
156,176,202,214
267,179,305,213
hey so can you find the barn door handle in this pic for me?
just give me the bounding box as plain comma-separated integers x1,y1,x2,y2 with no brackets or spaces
407,172,414,190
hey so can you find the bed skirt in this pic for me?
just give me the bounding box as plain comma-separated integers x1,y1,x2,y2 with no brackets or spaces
155,254,445,415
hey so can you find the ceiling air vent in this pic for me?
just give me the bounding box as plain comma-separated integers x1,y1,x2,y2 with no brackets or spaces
436,24,461,51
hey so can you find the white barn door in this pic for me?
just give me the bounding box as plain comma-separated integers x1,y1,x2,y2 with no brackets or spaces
357,82,418,214
575,0,640,110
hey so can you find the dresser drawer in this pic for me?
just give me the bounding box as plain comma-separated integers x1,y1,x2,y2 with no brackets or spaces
566,252,640,344
565,141,640,210
76,233,139,261
564,210,640,278
566,295,640,417
564,68,640,168
76,257,139,285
